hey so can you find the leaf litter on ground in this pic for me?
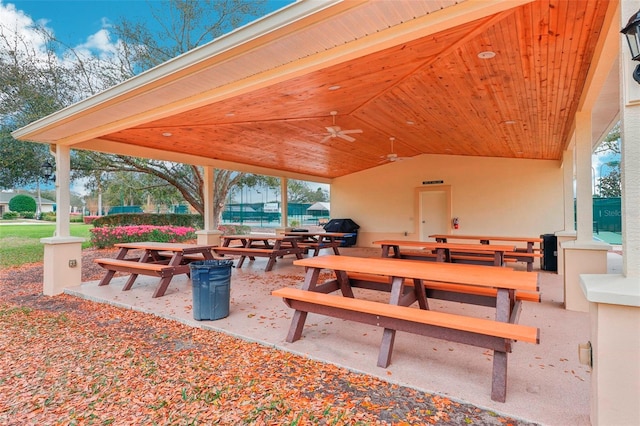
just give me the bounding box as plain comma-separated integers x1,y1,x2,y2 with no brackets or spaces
0,248,538,425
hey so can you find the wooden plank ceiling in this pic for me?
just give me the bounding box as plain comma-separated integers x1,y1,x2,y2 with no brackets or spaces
98,0,610,179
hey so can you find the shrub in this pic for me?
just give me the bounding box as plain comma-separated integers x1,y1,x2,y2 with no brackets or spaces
70,213,84,223
9,195,37,213
218,224,251,235
2,211,19,220
41,212,56,221
92,213,202,228
83,215,99,224
90,225,197,248
20,211,36,219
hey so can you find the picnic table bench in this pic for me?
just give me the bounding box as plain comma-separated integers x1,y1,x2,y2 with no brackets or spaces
272,255,540,402
213,235,304,272
429,234,544,272
284,231,347,256
94,242,216,298
374,239,516,267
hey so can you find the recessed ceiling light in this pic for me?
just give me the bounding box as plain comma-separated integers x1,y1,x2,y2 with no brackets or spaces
504,120,517,125
477,51,496,59
162,132,172,137
328,85,341,91
225,112,235,117
406,120,415,125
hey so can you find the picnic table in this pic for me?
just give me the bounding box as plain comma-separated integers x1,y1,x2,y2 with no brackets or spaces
94,242,216,298
284,231,348,256
429,234,543,272
373,239,516,266
213,234,304,272
272,255,540,402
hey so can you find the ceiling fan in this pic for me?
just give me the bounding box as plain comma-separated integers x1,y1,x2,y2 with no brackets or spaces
320,111,363,143
382,137,411,162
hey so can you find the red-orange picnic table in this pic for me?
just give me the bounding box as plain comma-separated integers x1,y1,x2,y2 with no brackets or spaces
94,242,216,298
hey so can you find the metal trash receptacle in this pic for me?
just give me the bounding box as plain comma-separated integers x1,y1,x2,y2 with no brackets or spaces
190,260,233,320
540,234,558,272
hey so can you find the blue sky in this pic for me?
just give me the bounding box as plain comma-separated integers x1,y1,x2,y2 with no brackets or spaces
3,1,294,52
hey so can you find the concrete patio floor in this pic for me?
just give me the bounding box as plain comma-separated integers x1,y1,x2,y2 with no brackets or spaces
66,247,623,425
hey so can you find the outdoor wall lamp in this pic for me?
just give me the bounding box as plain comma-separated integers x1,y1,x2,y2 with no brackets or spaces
41,159,55,182
621,9,640,84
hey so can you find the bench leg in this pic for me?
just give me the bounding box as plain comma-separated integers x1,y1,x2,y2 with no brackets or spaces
413,279,429,310
122,273,140,291
491,350,508,402
286,310,308,342
98,270,116,286
153,276,173,298
265,255,278,272
236,255,247,268
377,328,396,368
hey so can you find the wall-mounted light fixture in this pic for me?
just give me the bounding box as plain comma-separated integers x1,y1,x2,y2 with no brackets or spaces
41,159,55,182
621,9,640,84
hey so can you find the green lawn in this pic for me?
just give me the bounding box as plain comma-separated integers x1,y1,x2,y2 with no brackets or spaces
0,223,93,268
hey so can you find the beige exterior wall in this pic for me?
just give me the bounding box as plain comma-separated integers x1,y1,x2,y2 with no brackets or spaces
331,154,564,247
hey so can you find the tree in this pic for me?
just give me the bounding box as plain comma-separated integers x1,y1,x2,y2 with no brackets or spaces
8,194,36,212
2,1,271,225
594,123,621,198
594,122,620,155
598,163,621,198
287,180,329,203
113,0,267,72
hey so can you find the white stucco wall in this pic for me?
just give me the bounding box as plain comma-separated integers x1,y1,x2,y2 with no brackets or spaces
331,154,564,247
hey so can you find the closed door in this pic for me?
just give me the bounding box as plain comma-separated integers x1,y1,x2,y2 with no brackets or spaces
420,190,449,240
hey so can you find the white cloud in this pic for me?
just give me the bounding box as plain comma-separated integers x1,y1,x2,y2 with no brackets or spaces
1,1,121,63
0,1,51,58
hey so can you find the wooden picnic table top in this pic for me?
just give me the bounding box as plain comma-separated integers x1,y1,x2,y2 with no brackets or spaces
429,234,543,243
293,255,538,292
222,234,299,241
114,242,215,253
373,240,517,252
285,231,348,238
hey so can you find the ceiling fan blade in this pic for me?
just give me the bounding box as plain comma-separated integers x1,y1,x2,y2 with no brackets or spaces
320,134,333,143
326,126,340,135
338,134,356,142
340,129,363,135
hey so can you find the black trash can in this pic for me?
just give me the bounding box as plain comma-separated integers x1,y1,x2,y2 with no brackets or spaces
190,260,233,320
540,234,558,272
323,218,360,247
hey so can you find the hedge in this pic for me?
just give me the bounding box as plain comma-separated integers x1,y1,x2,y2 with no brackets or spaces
91,213,203,228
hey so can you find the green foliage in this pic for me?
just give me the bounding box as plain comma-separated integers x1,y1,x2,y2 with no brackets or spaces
91,213,203,229
8,194,37,213
20,211,36,219
599,169,622,198
2,211,19,220
41,212,56,221
217,224,251,235
90,225,196,248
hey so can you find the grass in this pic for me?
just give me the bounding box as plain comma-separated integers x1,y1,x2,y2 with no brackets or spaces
0,223,93,268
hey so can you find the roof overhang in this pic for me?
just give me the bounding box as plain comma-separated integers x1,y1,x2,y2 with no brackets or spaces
13,0,620,181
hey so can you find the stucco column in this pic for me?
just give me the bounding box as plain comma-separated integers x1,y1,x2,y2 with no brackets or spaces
276,177,291,234
41,145,84,296
563,112,610,311
580,2,640,424
196,166,222,246
556,148,577,275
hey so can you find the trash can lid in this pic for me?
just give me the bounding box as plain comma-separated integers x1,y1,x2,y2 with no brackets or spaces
191,259,234,268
